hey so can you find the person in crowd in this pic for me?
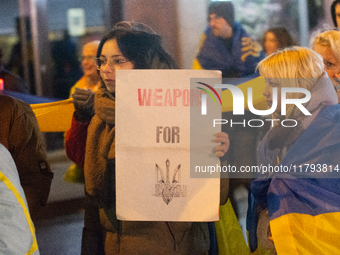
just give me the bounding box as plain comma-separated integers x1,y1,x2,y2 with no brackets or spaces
331,0,340,28
51,29,82,99
0,143,39,254
0,47,30,93
193,1,265,218
311,29,340,103
0,95,53,219
6,17,34,93
248,46,340,254
193,1,265,78
261,27,296,56
69,40,101,96
66,21,230,254
64,40,101,183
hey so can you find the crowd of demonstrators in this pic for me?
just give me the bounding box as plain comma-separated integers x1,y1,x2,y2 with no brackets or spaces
311,29,340,103
248,46,340,254
2,1,340,254
64,40,101,183
261,27,296,56
0,95,53,219
65,21,230,254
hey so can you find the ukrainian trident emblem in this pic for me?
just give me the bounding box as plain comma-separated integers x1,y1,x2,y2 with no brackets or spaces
155,159,187,205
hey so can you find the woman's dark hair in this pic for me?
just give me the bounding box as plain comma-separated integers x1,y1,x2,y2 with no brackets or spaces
97,21,178,69
261,27,296,51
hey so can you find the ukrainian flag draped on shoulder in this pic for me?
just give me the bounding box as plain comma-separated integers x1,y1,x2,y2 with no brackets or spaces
252,104,340,254
0,143,39,254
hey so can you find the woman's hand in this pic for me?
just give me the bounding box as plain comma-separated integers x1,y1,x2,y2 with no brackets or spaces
214,132,230,157
72,88,95,122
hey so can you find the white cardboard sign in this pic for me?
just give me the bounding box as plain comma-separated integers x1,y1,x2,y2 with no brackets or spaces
116,70,221,221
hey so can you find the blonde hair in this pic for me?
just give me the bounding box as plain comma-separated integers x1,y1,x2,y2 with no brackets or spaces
83,40,100,52
311,30,340,61
256,46,324,118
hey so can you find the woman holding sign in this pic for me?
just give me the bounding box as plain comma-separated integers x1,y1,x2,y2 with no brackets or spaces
248,47,340,254
66,21,230,254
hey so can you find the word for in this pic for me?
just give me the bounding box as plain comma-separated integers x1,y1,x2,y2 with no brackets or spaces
156,126,180,143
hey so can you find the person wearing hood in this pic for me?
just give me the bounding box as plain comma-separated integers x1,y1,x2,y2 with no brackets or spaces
65,21,230,254
248,46,340,254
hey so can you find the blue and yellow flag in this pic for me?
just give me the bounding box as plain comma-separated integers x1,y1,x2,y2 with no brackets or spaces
3,76,267,132
1,90,74,132
251,105,340,254
30,98,74,132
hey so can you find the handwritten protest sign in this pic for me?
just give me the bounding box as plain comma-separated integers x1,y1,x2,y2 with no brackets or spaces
116,70,221,221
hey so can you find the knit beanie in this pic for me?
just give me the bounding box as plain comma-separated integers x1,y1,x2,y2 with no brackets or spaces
208,1,235,27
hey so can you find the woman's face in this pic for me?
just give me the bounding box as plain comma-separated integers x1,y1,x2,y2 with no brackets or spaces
99,39,134,93
264,32,279,56
81,44,99,78
313,44,340,79
336,4,340,28
314,43,340,103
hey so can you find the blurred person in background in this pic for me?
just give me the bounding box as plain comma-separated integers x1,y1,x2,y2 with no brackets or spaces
6,17,34,94
261,27,296,56
69,40,101,96
193,1,266,218
64,40,101,183
0,46,29,93
193,1,265,78
331,0,340,28
51,30,82,99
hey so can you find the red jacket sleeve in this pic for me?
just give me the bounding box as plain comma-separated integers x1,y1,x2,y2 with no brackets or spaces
65,114,90,168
